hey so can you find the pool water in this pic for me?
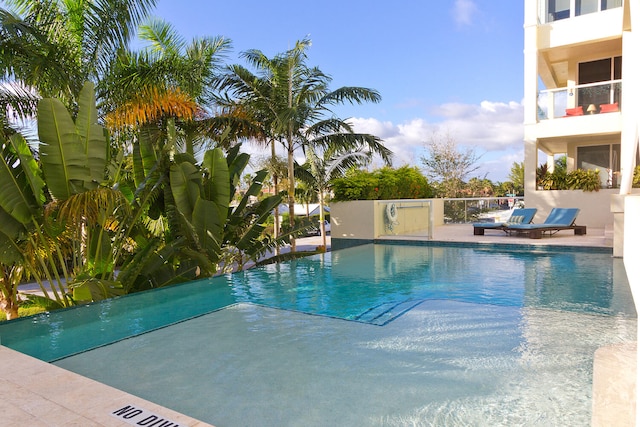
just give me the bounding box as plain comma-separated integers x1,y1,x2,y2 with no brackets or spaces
1,244,637,426
231,244,635,321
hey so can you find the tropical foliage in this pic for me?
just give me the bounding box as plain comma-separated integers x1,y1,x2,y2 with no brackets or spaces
507,161,525,195
216,38,392,250
332,166,433,201
0,82,116,318
0,3,393,318
297,147,371,247
536,158,602,191
0,0,157,114
0,83,284,319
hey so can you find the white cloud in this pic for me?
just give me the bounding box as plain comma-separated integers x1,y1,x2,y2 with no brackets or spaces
240,99,524,182
350,99,524,181
431,100,524,151
453,0,479,27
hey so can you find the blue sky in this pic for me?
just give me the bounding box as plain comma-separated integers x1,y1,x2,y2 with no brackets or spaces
152,0,525,182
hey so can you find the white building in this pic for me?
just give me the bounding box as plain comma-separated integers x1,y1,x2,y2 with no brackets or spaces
524,2,640,424
523,0,639,256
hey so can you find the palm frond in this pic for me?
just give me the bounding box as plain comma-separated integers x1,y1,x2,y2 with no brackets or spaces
138,17,185,55
105,87,198,128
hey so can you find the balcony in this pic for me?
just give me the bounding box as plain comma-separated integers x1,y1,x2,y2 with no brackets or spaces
540,0,622,24
537,80,621,120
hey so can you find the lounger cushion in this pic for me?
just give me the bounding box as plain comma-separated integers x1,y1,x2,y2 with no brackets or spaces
508,223,567,230
506,208,580,231
508,215,525,224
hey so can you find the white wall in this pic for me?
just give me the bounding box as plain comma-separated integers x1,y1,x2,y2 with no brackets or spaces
331,199,444,242
623,194,640,427
525,188,628,228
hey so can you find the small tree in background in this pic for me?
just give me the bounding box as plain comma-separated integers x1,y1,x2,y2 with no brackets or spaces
507,161,525,195
465,177,495,197
420,131,482,197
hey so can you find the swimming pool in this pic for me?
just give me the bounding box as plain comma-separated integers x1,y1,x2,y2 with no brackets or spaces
1,243,636,426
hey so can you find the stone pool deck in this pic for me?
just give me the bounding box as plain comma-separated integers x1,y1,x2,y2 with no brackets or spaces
0,346,215,426
1,224,634,426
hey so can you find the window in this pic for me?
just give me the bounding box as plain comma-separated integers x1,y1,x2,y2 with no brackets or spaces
577,144,620,187
545,0,621,22
601,0,622,11
577,0,598,16
577,57,622,110
548,0,570,21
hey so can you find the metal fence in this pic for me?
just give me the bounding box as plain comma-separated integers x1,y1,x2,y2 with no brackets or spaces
443,197,525,224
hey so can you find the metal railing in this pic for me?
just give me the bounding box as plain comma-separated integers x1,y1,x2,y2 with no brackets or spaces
537,80,621,120
443,197,525,224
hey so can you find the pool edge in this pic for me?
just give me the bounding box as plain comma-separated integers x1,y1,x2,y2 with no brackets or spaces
0,345,216,427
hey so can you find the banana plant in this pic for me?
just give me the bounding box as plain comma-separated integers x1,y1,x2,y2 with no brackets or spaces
1,84,288,315
0,81,120,316
169,144,285,274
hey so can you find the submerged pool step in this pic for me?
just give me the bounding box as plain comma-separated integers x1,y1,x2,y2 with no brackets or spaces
354,299,423,325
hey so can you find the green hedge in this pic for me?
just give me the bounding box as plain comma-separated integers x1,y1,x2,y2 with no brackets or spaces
332,166,433,201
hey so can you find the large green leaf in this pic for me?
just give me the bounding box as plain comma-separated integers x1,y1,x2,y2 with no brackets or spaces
202,148,229,223
228,151,250,188
0,209,24,264
0,231,23,265
170,161,202,222
0,139,40,223
0,206,26,241
235,194,282,252
9,134,45,208
133,126,160,188
232,169,268,216
192,197,223,257
76,82,108,187
70,278,124,303
38,97,90,200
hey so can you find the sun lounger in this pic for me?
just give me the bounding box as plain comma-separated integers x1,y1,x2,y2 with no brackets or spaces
505,208,586,239
472,208,537,235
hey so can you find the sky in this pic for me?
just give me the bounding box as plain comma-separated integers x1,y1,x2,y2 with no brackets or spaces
150,0,525,182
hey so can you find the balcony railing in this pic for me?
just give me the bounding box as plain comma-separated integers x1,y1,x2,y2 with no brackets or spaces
540,0,622,24
537,80,621,120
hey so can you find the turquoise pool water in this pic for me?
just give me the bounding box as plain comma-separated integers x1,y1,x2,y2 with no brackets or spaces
0,243,637,426
0,244,635,362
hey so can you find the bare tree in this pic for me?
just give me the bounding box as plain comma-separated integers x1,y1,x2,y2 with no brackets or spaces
420,131,482,197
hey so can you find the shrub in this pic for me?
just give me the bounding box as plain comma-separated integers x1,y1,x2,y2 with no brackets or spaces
537,167,601,192
332,166,433,201
566,169,601,192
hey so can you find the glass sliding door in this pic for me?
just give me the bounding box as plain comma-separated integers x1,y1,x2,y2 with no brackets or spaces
577,144,622,188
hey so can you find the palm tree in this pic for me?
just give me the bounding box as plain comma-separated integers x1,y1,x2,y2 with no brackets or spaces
101,18,234,156
0,0,157,113
218,38,392,251
297,147,372,249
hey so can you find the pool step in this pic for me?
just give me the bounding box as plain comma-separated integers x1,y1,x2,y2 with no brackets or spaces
355,299,422,325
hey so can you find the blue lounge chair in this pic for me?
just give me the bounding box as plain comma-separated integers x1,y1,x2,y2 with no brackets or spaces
505,208,586,239
472,208,537,235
